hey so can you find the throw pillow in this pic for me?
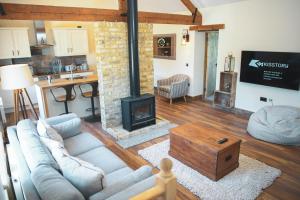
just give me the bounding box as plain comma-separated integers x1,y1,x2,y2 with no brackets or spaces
37,119,64,145
59,155,105,198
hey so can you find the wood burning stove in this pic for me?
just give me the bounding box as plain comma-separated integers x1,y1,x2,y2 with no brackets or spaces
121,0,156,131
121,94,155,131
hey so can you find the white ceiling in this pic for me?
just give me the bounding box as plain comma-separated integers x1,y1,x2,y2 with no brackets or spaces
192,0,247,8
2,0,247,13
138,0,187,13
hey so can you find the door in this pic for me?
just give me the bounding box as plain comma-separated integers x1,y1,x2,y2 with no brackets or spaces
0,29,15,59
71,29,88,56
12,29,31,58
204,32,219,101
53,29,72,56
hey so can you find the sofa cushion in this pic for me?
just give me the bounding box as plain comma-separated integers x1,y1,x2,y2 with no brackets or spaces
37,120,64,144
31,165,85,200
16,120,60,171
77,146,127,174
64,132,104,156
105,167,133,186
59,155,105,198
89,166,153,200
51,117,82,139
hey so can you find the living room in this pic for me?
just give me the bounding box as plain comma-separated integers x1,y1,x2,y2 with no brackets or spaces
0,0,299,200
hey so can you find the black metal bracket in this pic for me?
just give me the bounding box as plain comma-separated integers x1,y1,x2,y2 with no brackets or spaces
121,12,128,17
192,8,198,23
0,4,6,16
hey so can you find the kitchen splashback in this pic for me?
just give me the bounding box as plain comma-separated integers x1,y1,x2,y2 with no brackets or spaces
0,55,87,75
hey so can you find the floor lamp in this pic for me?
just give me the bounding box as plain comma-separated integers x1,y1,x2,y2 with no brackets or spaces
0,64,38,124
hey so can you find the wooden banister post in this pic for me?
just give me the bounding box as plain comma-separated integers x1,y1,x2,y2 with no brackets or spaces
156,158,176,200
130,158,176,200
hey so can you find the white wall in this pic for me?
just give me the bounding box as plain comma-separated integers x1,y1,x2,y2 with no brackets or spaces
153,24,205,97
201,0,300,111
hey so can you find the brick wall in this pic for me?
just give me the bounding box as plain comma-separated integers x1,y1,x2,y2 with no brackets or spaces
94,22,153,129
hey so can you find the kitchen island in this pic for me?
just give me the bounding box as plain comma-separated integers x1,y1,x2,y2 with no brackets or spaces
35,75,99,119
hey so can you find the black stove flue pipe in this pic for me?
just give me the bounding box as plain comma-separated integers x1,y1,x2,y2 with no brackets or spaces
127,0,140,97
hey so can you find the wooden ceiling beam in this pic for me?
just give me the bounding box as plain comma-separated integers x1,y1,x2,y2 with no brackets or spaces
189,24,225,31
118,0,127,14
180,0,202,24
0,3,201,25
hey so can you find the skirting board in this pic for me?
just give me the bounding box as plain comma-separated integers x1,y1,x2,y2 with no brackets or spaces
187,95,202,100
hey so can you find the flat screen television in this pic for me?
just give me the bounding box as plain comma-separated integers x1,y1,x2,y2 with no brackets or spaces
240,51,300,90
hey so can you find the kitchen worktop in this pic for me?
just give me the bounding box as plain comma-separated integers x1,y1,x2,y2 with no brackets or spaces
35,75,98,89
35,74,99,119
32,69,96,78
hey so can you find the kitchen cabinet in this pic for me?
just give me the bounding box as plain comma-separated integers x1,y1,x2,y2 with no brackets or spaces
0,28,31,59
53,28,89,57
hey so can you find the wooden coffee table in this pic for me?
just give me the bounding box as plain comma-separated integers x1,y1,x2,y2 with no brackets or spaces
169,122,241,181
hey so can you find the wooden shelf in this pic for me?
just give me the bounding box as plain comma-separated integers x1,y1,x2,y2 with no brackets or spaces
214,90,231,95
214,72,237,109
153,34,176,60
157,46,171,49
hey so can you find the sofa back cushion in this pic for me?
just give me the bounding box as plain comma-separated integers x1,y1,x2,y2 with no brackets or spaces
16,120,60,171
51,117,82,139
31,165,85,200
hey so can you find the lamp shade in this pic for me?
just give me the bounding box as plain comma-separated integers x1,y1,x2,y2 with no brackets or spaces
0,64,33,90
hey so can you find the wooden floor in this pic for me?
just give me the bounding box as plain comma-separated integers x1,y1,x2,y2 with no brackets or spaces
80,97,300,200
7,97,300,199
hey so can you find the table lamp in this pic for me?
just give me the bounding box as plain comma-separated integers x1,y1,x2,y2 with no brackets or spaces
0,64,38,124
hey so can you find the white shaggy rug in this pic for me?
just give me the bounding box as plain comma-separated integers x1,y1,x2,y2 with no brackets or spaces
138,140,281,200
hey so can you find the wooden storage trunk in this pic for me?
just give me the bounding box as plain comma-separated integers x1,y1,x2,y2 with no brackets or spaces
169,122,241,181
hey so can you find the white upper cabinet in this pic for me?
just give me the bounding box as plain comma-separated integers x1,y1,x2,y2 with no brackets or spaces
53,28,89,57
0,28,31,59
12,29,31,58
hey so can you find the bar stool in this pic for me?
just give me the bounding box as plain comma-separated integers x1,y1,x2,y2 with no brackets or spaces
50,85,76,115
79,82,101,122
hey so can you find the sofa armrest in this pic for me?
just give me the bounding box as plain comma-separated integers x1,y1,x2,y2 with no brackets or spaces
48,116,82,139
44,113,78,125
170,80,189,98
7,127,40,200
104,176,156,200
89,166,153,200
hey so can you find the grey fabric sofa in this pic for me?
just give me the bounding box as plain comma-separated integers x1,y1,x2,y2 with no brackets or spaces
157,74,189,104
7,114,155,200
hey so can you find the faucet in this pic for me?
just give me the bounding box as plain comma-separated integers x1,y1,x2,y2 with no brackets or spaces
70,67,73,80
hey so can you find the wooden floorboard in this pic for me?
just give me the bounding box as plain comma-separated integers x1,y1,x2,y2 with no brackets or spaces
81,97,300,200
6,97,300,199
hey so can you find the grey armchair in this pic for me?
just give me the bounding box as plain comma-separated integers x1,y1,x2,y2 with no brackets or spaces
157,74,190,104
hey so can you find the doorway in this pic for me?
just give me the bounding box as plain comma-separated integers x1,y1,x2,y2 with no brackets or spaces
204,31,219,101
